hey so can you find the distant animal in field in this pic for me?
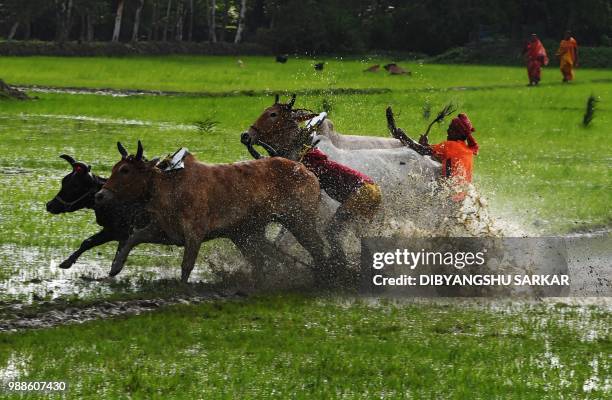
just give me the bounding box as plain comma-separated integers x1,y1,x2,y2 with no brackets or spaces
46,154,164,270
95,141,330,283
0,79,30,100
364,64,380,72
314,62,324,71
384,63,410,75
275,55,288,63
237,59,244,68
582,94,598,127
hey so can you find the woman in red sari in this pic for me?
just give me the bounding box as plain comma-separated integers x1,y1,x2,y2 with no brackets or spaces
523,34,549,86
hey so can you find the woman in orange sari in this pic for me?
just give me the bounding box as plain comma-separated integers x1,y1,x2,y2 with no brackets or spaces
523,34,549,86
556,31,579,82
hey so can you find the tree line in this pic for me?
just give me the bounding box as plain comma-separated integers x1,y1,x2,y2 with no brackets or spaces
1,0,610,54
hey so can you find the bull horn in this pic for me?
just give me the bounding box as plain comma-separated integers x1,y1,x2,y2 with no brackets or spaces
136,140,144,161
59,154,76,165
117,142,128,158
274,94,280,104
288,94,296,109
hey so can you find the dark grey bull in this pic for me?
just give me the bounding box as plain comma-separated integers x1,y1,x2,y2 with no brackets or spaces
46,152,168,269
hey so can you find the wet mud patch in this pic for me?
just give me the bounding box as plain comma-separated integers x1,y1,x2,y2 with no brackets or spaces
0,239,314,331
0,283,244,332
15,78,609,100
0,167,33,175
17,85,391,98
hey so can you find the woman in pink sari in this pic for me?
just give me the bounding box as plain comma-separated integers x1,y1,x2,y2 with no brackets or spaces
523,34,549,86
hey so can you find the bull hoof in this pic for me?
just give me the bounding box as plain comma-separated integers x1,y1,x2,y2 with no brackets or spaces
108,266,123,277
59,259,75,269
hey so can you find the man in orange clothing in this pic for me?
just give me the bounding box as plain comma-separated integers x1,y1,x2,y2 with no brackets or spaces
421,113,479,185
390,113,479,200
556,31,579,82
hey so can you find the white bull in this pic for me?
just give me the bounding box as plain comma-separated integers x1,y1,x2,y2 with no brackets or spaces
315,118,405,150
311,118,446,238
315,117,439,181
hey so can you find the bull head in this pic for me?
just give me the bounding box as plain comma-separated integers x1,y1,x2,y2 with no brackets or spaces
97,140,151,206
47,154,95,214
242,94,318,159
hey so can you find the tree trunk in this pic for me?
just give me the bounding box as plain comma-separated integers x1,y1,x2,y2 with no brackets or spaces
234,0,247,44
55,0,63,41
187,0,194,41
65,0,74,41
55,0,74,42
163,0,173,41
24,18,32,40
208,0,217,43
112,0,125,42
132,0,145,42
79,13,86,42
175,0,184,41
219,0,230,42
86,13,94,42
148,0,158,40
8,22,19,41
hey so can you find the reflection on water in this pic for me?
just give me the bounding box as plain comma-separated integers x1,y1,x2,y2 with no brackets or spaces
0,352,31,384
0,243,213,305
6,113,197,131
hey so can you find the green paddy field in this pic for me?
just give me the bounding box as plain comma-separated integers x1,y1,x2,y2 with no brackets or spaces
0,56,610,398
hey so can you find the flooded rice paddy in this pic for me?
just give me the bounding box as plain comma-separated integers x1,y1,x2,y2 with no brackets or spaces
0,112,610,330
0,116,237,307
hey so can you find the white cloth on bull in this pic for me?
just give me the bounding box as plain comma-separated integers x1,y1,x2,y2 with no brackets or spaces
157,147,189,172
305,112,327,130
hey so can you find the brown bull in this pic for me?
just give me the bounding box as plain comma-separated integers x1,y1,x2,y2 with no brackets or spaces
95,141,328,283
241,95,382,265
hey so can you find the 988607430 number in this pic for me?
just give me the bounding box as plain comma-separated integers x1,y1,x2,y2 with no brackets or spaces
6,381,67,392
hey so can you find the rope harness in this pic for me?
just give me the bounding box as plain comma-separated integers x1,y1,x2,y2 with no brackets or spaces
52,187,97,210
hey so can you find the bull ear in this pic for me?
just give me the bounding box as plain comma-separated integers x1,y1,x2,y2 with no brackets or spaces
274,94,279,104
288,94,296,109
117,142,128,158
136,140,144,161
59,154,76,165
